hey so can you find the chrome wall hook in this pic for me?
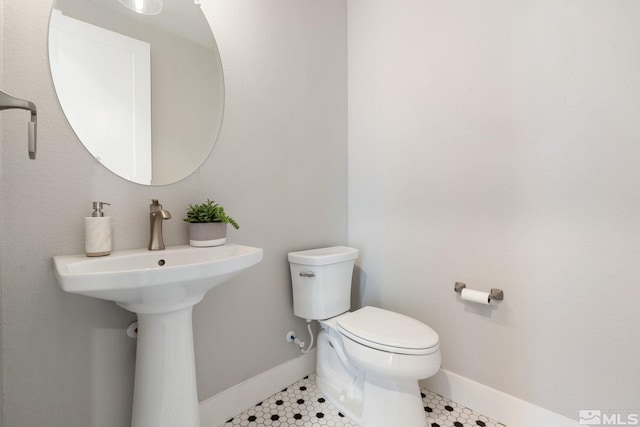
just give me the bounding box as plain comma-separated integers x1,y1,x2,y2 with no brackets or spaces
0,90,38,159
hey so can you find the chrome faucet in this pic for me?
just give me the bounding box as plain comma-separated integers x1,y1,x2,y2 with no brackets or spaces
148,199,172,250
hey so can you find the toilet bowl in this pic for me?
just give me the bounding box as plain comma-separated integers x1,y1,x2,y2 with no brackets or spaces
288,247,441,427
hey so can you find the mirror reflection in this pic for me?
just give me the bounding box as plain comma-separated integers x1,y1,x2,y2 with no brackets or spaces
49,0,224,185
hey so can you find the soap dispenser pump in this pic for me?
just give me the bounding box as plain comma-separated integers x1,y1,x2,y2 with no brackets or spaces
85,202,112,257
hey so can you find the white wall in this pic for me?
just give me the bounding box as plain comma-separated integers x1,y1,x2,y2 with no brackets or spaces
0,1,346,426
348,0,640,421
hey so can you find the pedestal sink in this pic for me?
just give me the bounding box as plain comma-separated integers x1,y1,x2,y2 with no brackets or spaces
53,244,263,427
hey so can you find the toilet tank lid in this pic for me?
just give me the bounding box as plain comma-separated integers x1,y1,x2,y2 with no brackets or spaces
288,246,359,265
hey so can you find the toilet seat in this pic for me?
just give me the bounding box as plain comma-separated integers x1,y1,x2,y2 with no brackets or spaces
337,306,439,355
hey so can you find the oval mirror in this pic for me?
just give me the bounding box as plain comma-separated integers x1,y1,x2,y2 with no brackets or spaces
48,0,224,185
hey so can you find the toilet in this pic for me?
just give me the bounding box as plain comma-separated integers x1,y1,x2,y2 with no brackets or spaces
288,246,441,427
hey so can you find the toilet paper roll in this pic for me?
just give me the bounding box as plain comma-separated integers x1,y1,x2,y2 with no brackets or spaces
460,288,491,305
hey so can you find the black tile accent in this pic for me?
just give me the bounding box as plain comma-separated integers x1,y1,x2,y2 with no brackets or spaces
454,422,464,427
269,414,279,421
316,412,325,418
476,421,487,426
445,405,454,412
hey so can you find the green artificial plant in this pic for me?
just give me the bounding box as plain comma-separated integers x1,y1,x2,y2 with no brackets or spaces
183,199,240,229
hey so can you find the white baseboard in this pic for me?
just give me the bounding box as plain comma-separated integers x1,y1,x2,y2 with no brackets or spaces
199,349,317,427
421,369,580,427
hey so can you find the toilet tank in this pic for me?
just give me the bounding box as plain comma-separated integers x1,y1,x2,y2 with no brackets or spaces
288,246,359,321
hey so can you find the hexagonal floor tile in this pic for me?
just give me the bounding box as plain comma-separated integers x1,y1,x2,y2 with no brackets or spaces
220,373,505,427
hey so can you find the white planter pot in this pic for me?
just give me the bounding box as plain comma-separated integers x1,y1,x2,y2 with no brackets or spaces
189,222,227,247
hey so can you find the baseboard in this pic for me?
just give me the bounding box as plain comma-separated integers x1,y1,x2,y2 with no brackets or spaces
199,349,317,427
421,369,580,427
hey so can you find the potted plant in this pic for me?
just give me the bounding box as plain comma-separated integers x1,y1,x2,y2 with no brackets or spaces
183,199,239,247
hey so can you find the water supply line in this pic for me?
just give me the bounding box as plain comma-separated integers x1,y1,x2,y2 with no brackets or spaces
287,320,315,354
0,90,38,159
301,320,314,354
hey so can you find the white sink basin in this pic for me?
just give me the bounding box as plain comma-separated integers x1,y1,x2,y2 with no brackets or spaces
53,243,263,427
53,244,263,313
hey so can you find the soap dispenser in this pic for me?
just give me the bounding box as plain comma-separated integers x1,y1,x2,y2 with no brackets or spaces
85,202,112,257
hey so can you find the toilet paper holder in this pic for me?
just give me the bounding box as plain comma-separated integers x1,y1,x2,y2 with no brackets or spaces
454,282,504,301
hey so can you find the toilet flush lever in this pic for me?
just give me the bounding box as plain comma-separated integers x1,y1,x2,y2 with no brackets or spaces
299,271,315,278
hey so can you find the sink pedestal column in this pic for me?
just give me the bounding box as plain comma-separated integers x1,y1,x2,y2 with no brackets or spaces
131,307,200,427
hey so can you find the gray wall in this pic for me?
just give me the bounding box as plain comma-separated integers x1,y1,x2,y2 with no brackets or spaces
348,0,640,422
0,1,347,426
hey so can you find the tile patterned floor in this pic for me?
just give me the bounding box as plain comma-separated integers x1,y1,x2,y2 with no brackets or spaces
221,373,505,427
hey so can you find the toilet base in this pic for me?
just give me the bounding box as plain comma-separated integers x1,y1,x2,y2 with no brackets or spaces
360,373,427,427
317,371,427,427
315,329,428,427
